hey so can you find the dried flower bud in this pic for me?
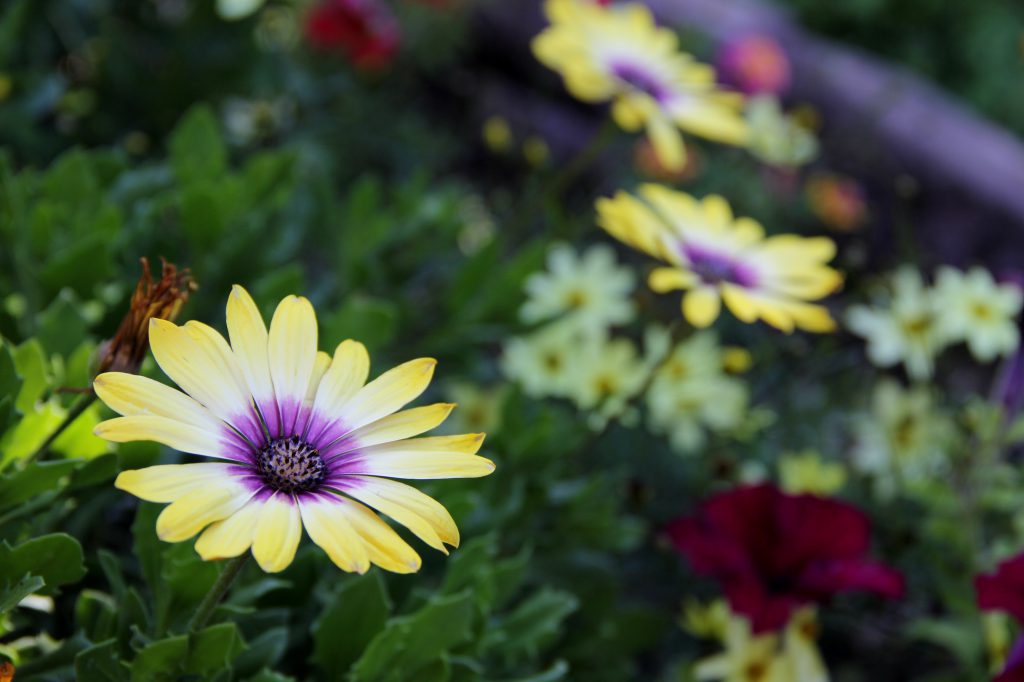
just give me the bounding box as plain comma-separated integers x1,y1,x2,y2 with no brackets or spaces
96,258,196,375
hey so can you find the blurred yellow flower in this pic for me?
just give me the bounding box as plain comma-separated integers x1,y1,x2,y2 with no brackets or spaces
532,0,747,171
694,614,790,682
483,116,513,154
646,332,748,453
694,606,829,682
521,243,636,333
934,266,1022,362
567,336,648,428
722,346,753,374
744,95,818,168
778,451,846,496
501,321,581,398
851,379,953,496
597,185,841,332
682,598,731,640
522,135,552,167
444,382,508,436
846,268,945,380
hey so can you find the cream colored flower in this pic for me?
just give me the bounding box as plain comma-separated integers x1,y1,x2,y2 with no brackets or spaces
846,268,946,380
521,243,635,333
933,266,1022,362
501,322,582,398
646,333,748,452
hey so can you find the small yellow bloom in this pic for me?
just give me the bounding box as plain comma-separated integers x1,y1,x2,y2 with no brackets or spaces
597,185,842,332
532,0,747,171
682,598,731,640
778,451,846,496
522,135,551,167
94,286,494,574
722,346,753,374
483,116,513,154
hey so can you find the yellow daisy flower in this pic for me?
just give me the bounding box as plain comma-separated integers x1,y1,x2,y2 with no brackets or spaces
596,184,842,332
93,286,495,574
532,0,747,171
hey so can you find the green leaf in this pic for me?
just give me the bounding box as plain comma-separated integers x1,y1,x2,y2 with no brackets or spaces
0,574,45,615
76,589,119,643
244,670,296,682
352,592,476,682
36,289,90,357
312,572,391,679
0,533,86,591
75,639,129,682
13,338,49,413
130,635,186,682
185,622,248,675
320,296,399,353
0,459,80,513
233,626,288,677
0,339,20,432
169,105,227,186
482,589,578,659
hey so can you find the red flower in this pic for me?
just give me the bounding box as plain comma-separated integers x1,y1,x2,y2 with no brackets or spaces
304,0,400,69
978,554,1024,624
667,484,905,632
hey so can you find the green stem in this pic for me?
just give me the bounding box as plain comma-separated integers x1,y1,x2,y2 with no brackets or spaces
187,555,249,632
546,118,618,203
29,391,97,463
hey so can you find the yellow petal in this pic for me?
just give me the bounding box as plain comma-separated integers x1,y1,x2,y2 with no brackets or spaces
646,114,686,172
339,499,421,574
226,285,276,407
348,403,455,449
115,463,236,503
339,435,494,480
341,476,459,552
339,358,437,432
95,415,234,460
648,267,696,293
306,351,332,405
148,319,252,425
298,494,370,573
156,480,254,543
310,340,370,429
267,295,318,427
720,284,760,324
195,498,263,560
682,287,721,328
252,493,302,573
93,372,223,432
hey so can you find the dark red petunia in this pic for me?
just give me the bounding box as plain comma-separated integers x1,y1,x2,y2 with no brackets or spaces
304,0,400,69
666,483,905,632
976,555,1024,681
978,554,1024,624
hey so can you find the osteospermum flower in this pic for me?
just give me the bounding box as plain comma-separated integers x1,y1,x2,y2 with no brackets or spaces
597,185,841,332
532,0,747,171
668,483,904,633
93,287,495,574
520,243,635,333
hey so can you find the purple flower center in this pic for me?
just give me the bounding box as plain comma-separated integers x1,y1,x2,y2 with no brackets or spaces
684,246,757,287
611,62,668,102
257,435,326,493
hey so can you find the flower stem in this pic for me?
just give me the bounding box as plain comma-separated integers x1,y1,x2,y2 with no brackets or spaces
29,391,97,463
547,117,618,203
187,555,249,632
